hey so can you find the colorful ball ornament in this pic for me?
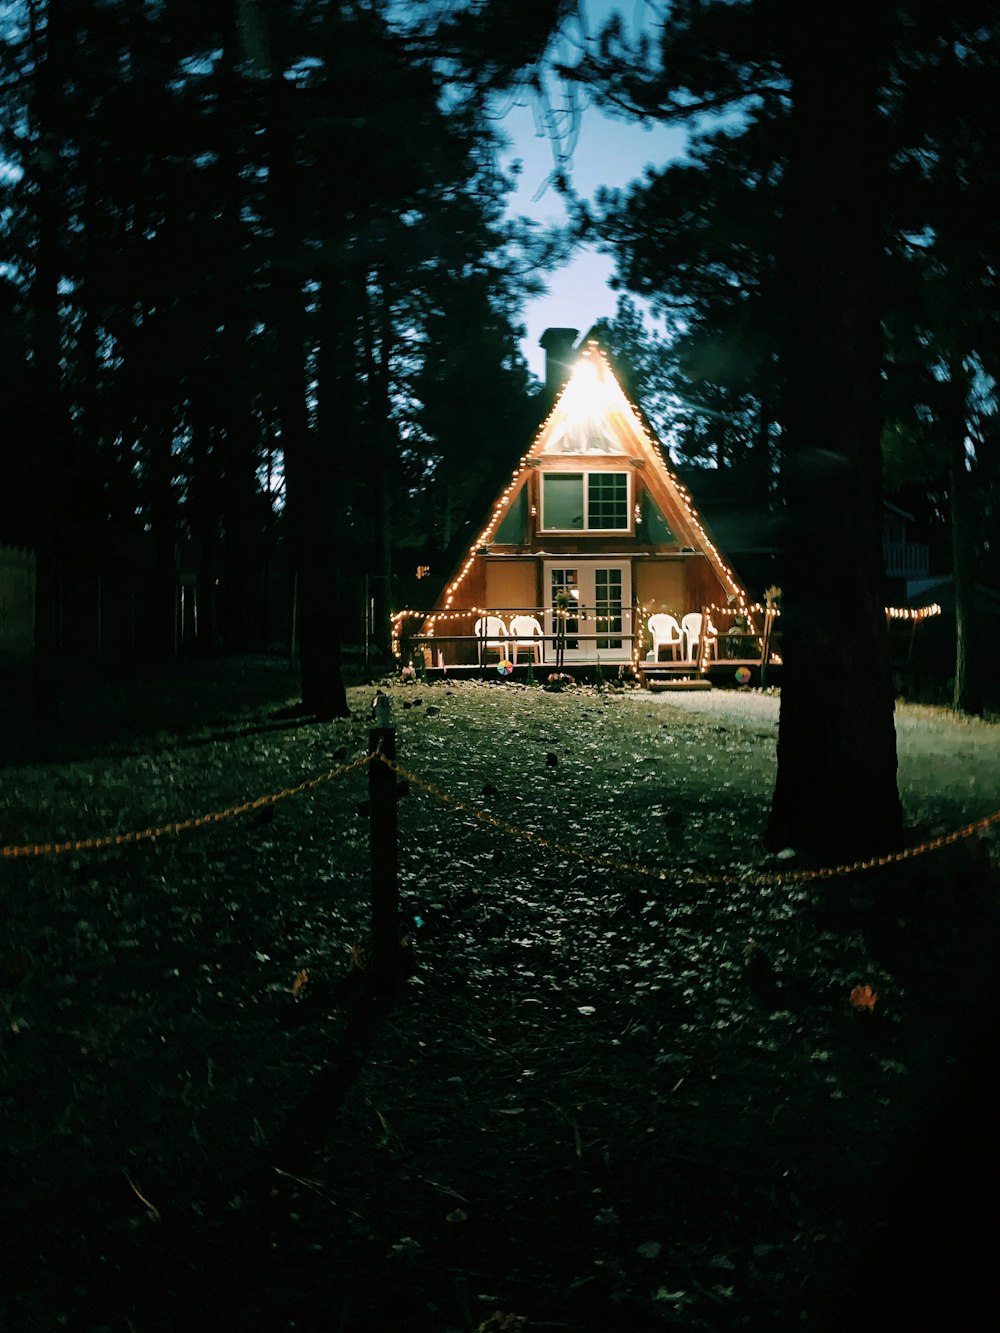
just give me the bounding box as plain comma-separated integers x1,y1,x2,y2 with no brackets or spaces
735,666,752,685
497,659,513,676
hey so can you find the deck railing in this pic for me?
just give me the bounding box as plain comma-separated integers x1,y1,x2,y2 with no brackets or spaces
393,599,938,681
883,539,929,579
392,603,784,673
394,604,643,670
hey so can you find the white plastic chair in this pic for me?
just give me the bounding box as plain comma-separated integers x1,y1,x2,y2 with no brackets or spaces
508,615,544,665
474,615,509,664
681,611,717,662
646,613,683,662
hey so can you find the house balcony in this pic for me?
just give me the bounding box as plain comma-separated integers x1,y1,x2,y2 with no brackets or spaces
395,604,645,671
392,602,782,682
883,540,929,580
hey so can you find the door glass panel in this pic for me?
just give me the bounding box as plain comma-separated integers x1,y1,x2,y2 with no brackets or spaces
543,562,632,661
549,567,580,649
594,567,623,649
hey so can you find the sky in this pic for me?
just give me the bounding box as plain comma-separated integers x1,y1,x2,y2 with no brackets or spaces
495,2,687,382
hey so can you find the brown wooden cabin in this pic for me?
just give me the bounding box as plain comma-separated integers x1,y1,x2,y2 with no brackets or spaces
392,329,943,683
394,329,784,682
393,329,778,681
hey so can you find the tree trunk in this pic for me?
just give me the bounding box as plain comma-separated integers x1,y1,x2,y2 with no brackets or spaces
188,395,221,653
144,420,178,656
218,23,263,654
378,274,395,651
361,267,395,660
26,0,69,727
266,11,347,718
754,393,773,500
767,2,903,859
316,269,357,666
219,412,262,653
945,368,982,715
26,0,62,554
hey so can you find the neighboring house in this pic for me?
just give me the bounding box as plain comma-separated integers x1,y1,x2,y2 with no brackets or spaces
896,574,999,681
904,576,1000,615
394,329,772,676
882,501,929,588
672,465,783,602
680,486,931,599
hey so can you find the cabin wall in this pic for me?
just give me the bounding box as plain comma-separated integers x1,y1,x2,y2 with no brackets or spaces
420,557,490,665
484,559,538,615
462,557,488,609
635,560,685,616
685,554,729,610
476,555,727,622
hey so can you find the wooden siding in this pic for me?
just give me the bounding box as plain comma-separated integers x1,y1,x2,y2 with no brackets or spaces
485,558,538,613
635,559,685,614
685,553,730,609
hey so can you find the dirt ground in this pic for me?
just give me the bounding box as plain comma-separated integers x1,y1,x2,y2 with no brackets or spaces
2,667,999,1331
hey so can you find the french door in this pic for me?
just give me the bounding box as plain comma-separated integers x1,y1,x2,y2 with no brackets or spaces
543,561,633,662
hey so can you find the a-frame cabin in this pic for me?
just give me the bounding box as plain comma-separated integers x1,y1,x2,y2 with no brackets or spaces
393,329,773,679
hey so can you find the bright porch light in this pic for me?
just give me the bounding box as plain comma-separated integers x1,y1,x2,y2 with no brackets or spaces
561,356,613,423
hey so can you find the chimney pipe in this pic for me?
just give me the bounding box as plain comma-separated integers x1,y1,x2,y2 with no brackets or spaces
539,327,579,398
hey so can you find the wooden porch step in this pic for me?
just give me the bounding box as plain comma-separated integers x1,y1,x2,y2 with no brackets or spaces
646,677,713,691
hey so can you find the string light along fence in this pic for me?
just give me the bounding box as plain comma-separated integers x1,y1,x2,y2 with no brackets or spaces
3,716,997,888
0,699,406,995
0,753,371,861
3,697,998,986
375,754,1000,888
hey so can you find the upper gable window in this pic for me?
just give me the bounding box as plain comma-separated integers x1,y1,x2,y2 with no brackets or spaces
540,472,629,531
540,422,627,455
540,355,629,454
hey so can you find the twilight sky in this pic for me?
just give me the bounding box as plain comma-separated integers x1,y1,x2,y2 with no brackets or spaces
496,2,686,381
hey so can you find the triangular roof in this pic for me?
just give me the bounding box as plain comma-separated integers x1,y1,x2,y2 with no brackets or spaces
436,334,750,612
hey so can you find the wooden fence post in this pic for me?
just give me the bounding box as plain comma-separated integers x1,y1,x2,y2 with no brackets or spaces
760,607,774,688
368,691,399,994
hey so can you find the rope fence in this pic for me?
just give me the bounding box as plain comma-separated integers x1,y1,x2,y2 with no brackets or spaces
2,746,996,887
374,753,1000,887
0,753,370,860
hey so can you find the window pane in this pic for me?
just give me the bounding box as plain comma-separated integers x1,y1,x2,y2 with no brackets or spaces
587,473,628,529
542,474,584,530
594,567,623,648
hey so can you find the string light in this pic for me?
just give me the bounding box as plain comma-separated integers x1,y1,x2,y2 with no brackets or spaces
373,752,1000,887
422,341,750,630
701,603,941,624
393,343,943,662
9,721,985,883
886,604,941,621
2,754,370,860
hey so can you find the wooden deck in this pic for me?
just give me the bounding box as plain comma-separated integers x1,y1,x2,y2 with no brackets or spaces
391,657,781,689
640,658,781,689
392,602,782,687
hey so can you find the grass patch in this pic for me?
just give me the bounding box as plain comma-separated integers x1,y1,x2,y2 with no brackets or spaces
2,671,999,1330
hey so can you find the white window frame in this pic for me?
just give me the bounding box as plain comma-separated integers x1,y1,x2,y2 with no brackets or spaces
539,470,632,534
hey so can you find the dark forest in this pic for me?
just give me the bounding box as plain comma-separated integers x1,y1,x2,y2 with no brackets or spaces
2,4,999,1330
